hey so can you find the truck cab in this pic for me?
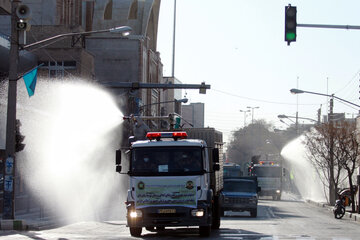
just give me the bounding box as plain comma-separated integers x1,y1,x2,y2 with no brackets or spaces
116,131,222,237
220,177,260,217
250,161,283,200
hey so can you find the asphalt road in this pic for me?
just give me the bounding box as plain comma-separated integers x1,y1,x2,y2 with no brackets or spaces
0,199,359,240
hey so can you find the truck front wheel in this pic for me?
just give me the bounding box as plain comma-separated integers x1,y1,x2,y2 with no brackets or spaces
211,198,221,229
130,227,142,237
220,208,225,217
199,226,211,237
250,209,257,218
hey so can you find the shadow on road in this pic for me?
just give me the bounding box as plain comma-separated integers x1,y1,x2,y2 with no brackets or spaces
140,227,272,239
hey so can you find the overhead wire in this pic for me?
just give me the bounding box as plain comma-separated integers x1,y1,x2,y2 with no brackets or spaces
212,88,322,106
333,68,360,103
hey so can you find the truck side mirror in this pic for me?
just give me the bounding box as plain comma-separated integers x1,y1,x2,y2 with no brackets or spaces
282,168,286,177
116,165,122,173
128,136,136,145
116,149,121,165
257,186,261,193
213,163,220,171
212,148,219,163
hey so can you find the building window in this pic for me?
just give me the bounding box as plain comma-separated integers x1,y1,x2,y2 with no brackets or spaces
39,61,76,78
59,0,72,25
104,0,113,20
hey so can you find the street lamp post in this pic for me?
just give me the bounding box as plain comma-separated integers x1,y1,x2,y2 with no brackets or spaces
247,106,259,124
278,114,318,123
279,119,290,127
239,109,250,127
3,0,21,220
278,114,318,134
290,88,360,109
289,88,360,205
21,26,132,50
5,3,132,219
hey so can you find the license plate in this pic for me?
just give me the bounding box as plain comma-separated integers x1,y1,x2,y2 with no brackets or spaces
158,209,176,214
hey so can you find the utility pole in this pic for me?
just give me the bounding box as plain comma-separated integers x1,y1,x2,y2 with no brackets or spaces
247,106,259,124
295,111,299,135
3,0,21,220
329,97,335,205
317,105,322,124
240,109,250,127
171,0,176,77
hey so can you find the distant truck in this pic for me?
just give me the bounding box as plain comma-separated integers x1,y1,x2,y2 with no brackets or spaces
223,163,243,178
220,177,260,217
250,161,283,200
116,128,223,237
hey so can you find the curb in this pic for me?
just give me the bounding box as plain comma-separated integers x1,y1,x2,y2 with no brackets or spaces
306,199,360,223
0,220,28,230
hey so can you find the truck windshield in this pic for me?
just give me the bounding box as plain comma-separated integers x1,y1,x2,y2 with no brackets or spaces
252,166,282,177
224,180,256,193
223,166,242,178
131,147,203,176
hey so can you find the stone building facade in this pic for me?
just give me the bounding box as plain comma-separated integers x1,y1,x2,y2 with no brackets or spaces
0,0,171,215
1,0,169,117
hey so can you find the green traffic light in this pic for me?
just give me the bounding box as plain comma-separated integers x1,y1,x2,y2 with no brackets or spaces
286,32,296,41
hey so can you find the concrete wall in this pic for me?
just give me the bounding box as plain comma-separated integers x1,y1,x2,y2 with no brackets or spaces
22,0,58,25
182,103,205,128
86,37,141,83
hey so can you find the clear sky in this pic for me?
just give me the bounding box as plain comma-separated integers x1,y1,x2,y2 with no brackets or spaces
157,0,360,143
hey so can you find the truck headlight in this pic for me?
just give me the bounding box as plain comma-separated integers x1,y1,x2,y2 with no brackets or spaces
276,190,281,194
191,209,204,217
129,209,142,218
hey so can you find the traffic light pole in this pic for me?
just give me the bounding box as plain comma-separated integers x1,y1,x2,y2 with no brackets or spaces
102,82,210,92
285,4,360,45
297,23,360,30
3,0,21,220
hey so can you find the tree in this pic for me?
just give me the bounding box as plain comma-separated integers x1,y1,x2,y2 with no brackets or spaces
333,121,359,212
303,122,340,205
227,120,295,168
303,121,359,208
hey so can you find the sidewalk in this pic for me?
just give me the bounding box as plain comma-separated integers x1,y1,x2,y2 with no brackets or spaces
0,208,64,231
0,206,128,231
306,199,360,223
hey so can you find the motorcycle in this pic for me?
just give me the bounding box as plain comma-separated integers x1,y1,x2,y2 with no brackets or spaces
333,198,345,219
333,186,357,219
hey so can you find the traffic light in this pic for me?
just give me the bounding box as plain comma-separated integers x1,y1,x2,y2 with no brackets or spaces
174,116,181,129
169,114,182,129
285,4,297,45
15,119,25,152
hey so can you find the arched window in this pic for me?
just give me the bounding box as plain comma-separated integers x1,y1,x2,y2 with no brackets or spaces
128,0,138,19
104,0,113,20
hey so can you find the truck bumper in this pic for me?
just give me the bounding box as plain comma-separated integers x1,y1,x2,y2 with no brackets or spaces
259,189,281,197
127,202,211,228
221,203,257,212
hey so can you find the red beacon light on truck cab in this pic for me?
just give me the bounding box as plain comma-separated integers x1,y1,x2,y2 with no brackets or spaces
146,132,188,141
